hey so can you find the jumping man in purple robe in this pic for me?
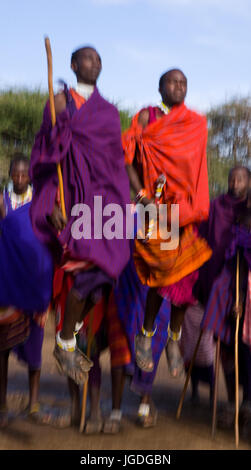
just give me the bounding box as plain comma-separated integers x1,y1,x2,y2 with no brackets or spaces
30,46,130,385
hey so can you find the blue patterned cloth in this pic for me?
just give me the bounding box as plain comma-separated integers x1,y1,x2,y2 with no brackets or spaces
114,252,170,395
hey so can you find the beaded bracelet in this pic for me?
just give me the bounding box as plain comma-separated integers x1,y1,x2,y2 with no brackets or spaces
141,325,157,338
167,324,182,342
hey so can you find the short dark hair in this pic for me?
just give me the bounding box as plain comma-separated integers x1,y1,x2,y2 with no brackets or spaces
71,46,101,65
9,153,30,176
159,69,187,90
228,165,251,179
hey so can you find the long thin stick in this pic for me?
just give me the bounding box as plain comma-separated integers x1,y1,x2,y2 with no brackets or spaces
79,308,94,433
44,36,66,219
212,336,221,438
176,329,203,420
235,250,240,448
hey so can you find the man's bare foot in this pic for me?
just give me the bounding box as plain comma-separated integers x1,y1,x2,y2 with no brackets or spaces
135,334,154,372
103,409,122,434
54,345,92,386
137,400,158,428
26,403,71,428
165,339,184,378
85,410,103,434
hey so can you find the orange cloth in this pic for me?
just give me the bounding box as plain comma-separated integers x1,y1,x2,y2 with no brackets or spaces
122,102,209,227
122,103,212,287
134,224,211,287
69,88,86,109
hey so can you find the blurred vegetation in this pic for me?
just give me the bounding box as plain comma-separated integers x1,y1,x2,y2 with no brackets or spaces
0,89,47,189
0,89,250,197
207,96,251,197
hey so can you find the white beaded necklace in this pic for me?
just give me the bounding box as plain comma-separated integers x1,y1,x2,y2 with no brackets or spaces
75,83,94,100
159,101,170,115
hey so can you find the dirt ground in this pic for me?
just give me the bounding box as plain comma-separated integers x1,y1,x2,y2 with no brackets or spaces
1,315,251,451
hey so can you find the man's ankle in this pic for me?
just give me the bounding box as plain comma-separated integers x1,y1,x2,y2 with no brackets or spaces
56,332,76,351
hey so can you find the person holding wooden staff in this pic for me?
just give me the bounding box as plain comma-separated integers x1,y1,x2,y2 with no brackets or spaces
29,45,130,386
197,166,251,439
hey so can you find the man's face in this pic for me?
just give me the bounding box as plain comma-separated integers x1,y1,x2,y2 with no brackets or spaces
11,162,30,195
228,168,249,200
160,70,187,107
71,48,102,85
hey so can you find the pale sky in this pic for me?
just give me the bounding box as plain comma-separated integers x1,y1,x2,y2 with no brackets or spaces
1,0,251,113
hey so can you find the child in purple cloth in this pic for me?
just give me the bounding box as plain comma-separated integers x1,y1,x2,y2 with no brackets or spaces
0,154,49,427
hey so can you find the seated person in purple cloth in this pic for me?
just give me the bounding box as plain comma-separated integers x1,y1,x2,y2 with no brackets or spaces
0,154,47,427
197,166,251,436
29,46,130,386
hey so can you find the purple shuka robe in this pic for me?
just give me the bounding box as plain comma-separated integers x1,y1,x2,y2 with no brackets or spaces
201,225,251,345
29,87,130,279
198,193,251,348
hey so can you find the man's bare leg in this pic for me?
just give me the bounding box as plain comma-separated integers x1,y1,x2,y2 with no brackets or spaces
0,350,9,428
103,366,125,434
85,383,103,434
28,369,41,412
135,289,186,376
68,378,81,426
83,350,103,434
166,304,186,378
143,288,164,331
135,288,163,372
60,289,87,340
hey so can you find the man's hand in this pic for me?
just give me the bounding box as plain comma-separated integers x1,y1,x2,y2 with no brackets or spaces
48,204,67,232
140,196,155,207
232,303,243,319
54,92,67,116
138,109,150,129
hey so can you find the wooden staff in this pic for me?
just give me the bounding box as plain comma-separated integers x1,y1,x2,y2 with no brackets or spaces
44,36,66,219
235,250,240,448
79,308,94,433
176,329,203,420
211,336,221,438
44,36,94,433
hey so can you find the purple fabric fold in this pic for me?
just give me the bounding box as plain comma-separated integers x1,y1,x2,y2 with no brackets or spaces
226,225,251,269
196,193,247,304
201,264,234,344
14,318,44,370
201,224,251,346
29,87,130,279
